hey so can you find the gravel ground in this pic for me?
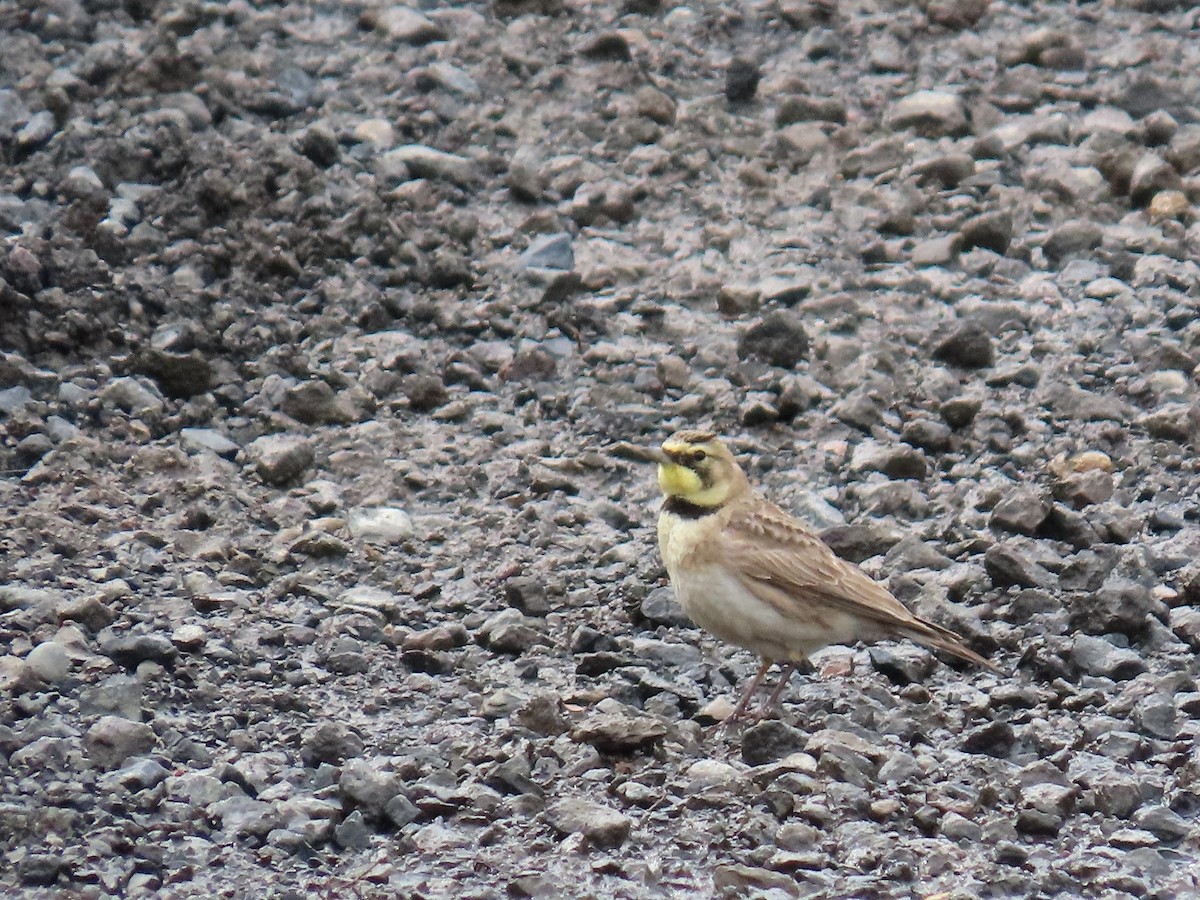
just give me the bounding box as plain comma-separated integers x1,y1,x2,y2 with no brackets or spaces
2,0,1200,897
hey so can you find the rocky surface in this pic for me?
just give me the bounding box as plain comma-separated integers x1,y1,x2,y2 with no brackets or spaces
2,0,1199,897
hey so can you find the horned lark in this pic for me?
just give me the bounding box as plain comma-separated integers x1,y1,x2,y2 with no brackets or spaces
641,430,998,723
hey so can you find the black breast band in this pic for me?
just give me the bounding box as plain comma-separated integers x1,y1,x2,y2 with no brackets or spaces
663,496,719,519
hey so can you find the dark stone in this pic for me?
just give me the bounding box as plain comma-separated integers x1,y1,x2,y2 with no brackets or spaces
961,211,1014,253
737,311,810,369
940,395,983,428
1069,578,1162,638
984,544,1055,589
726,57,761,103
869,645,935,685
98,630,179,668
932,321,995,368
403,374,449,412
901,418,953,452
990,489,1051,536
821,522,901,563
741,720,807,766
961,720,1016,757
640,586,692,628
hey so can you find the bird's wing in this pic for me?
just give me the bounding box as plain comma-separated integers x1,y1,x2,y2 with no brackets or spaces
719,497,998,669
719,498,916,629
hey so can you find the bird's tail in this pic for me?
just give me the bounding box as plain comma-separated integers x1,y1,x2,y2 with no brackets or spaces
904,617,1004,674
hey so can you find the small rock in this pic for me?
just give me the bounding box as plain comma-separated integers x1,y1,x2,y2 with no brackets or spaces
517,233,574,271
911,234,960,267
886,90,968,136
571,700,669,754
1053,469,1114,508
243,434,314,486
281,380,358,425
545,799,631,848
366,6,447,44
1128,153,1182,206
640,586,692,628
742,720,807,766
1138,403,1199,443
713,864,800,897
180,428,239,457
339,758,402,816
990,489,1051,536
1016,783,1076,835
514,694,570,736
932,321,995,368
1132,805,1190,842
940,395,983,428
725,57,761,103
1070,635,1147,679
100,376,165,417
1043,220,1103,264
960,211,1014,254
85,715,157,770
302,722,365,766
869,645,935,685
985,543,1055,590
381,145,474,185
334,810,374,849
348,507,414,543
98,631,178,668
737,310,810,369
1070,578,1160,638
25,641,71,683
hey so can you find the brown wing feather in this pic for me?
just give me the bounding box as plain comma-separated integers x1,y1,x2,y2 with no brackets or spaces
720,496,999,671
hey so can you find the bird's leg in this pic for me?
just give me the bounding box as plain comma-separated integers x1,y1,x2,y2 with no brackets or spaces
720,659,772,728
759,663,798,717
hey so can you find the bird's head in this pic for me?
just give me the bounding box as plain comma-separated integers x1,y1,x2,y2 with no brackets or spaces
651,430,747,508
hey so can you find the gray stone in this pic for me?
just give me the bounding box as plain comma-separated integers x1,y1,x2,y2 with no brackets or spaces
381,145,474,185
1128,153,1182,205
302,722,365,766
571,700,669,754
339,758,402,816
334,810,374,849
1043,221,1103,263
100,376,165,417
742,720,807,766
932,321,995,368
990,489,1051,535
1070,635,1147,679
737,311,810,369
984,543,1055,589
911,234,961,267
1016,783,1076,834
640,586,692,628
940,395,983,428
243,434,314,485
1070,578,1161,638
545,799,631,848
369,6,447,44
347,507,414,544
98,630,178,668
211,796,283,838
85,716,157,769
725,57,761,103
518,233,574,271
886,90,968,136
1133,805,1190,842
179,427,239,457
25,641,70,683
1138,403,1199,442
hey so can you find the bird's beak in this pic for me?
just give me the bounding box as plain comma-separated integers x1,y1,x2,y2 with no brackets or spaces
608,442,670,465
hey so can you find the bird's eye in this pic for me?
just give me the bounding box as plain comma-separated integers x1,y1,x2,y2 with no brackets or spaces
691,449,707,464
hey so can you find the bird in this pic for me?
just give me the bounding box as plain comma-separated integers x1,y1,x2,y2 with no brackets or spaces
639,429,999,725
